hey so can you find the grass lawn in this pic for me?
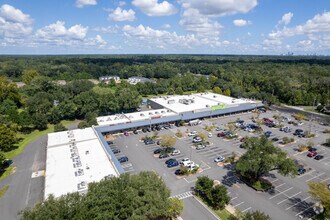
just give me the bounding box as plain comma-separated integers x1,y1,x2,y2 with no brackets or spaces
0,185,9,198
215,209,235,220
0,166,15,181
4,120,80,160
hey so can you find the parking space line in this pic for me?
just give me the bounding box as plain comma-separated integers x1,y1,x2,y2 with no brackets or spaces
285,196,310,210
274,183,286,188
242,207,251,213
321,177,330,183
305,172,325,182
233,202,244,208
269,187,293,199
230,197,237,201
271,179,279,183
295,205,314,217
297,170,315,178
277,192,301,205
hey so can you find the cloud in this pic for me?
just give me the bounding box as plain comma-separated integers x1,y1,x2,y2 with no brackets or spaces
179,8,222,37
279,12,293,25
35,21,88,41
161,24,171,29
123,24,199,48
179,0,258,17
0,4,33,38
108,7,136,21
76,0,97,8
132,0,177,16
93,25,119,33
118,1,126,7
233,19,252,27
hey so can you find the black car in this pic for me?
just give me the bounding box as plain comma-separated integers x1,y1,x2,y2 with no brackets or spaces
133,130,138,134
159,154,169,159
174,169,185,175
167,161,179,168
271,137,279,142
165,158,177,164
3,159,13,167
112,148,121,154
314,155,324,160
118,156,128,163
308,147,317,152
297,167,306,175
107,141,114,145
154,148,164,154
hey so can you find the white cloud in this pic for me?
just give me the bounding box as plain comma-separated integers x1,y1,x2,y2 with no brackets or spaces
161,24,171,29
118,1,126,7
0,4,33,38
279,12,293,25
93,25,119,33
108,7,136,22
179,8,222,37
36,21,88,41
132,0,177,16
123,24,199,48
76,0,97,8
233,19,252,27
179,0,258,17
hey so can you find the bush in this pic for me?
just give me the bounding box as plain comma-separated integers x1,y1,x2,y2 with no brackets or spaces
175,132,183,138
282,136,294,144
322,129,330,134
78,121,89,129
54,123,67,132
298,144,309,152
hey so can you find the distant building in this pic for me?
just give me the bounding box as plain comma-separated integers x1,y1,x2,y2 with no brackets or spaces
99,76,120,84
127,76,155,85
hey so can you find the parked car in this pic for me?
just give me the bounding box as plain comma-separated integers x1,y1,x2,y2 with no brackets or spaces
175,169,185,175
271,137,279,142
240,137,247,142
188,131,197,137
307,151,318,157
112,148,121,154
165,158,177,165
107,141,114,145
308,147,317,152
171,150,181,156
297,167,306,175
215,127,221,131
167,161,179,168
196,144,206,150
144,139,155,145
133,130,138,134
193,137,202,143
180,158,191,166
314,155,324,160
217,132,226,137
118,156,128,163
3,159,13,167
264,131,272,138
157,140,161,145
214,156,225,163
154,148,164,154
124,131,129,136
159,154,169,159
208,133,212,138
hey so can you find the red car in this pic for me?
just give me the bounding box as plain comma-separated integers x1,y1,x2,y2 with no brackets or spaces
217,132,226,137
124,131,129,136
240,137,246,142
307,151,318,157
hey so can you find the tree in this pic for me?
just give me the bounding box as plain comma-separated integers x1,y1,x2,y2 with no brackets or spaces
212,86,222,94
209,185,230,210
54,123,67,132
243,211,271,220
175,87,184,95
195,176,214,199
160,135,176,148
0,76,21,105
223,88,231,96
33,113,48,131
308,182,330,218
77,121,89,129
197,132,207,141
22,172,183,220
22,69,40,85
236,136,297,181
197,85,205,93
0,124,18,152
0,151,6,166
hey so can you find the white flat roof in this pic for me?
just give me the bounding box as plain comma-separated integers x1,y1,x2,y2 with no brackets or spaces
45,128,119,198
47,127,96,147
96,109,176,126
97,114,130,126
150,92,258,113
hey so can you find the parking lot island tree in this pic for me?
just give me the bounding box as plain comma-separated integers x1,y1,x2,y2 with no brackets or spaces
235,136,297,184
21,171,183,219
242,210,271,220
160,134,176,149
308,181,330,218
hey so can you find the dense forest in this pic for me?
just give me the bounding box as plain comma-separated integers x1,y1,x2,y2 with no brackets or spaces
1,55,329,106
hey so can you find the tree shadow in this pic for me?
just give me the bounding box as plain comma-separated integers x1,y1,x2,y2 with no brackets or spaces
221,170,242,187
287,197,315,219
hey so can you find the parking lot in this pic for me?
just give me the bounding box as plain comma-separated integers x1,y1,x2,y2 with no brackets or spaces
104,109,330,220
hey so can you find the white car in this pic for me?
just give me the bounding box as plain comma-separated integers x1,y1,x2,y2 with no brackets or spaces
180,158,191,165
214,156,225,162
171,150,181,156
188,131,197,136
208,133,212,138
187,163,199,171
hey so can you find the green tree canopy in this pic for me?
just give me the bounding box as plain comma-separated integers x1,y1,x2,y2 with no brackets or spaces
0,124,18,152
308,182,330,218
243,210,271,220
21,172,183,220
236,136,297,181
160,135,176,148
22,69,40,85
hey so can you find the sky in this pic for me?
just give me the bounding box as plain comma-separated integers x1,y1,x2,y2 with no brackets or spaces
0,0,329,55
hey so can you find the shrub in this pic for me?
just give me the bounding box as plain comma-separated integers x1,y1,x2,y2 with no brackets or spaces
54,123,67,132
282,136,294,144
77,121,89,129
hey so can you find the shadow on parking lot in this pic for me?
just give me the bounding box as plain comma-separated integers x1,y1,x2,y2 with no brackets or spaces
221,170,242,187
287,197,315,217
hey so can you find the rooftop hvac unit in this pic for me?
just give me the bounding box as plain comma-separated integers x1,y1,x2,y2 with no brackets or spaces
167,99,175,104
206,105,210,107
